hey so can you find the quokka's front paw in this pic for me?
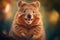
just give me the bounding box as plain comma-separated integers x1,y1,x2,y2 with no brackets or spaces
30,35,37,40
30,34,40,40
20,33,28,40
20,33,27,38
30,37,36,40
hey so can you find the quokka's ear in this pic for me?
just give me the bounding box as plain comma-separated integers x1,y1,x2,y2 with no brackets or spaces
30,1,40,8
18,1,27,7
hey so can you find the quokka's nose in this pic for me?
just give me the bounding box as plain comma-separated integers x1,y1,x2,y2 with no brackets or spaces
27,14,31,19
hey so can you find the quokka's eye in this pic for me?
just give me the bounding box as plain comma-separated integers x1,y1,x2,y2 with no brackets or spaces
24,9,26,13
33,11,35,13
24,10,26,13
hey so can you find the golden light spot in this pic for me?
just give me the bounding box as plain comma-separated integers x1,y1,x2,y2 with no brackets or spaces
49,10,59,25
4,4,12,20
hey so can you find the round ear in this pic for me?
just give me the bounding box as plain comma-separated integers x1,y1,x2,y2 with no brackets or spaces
31,1,40,8
36,1,40,8
18,1,27,7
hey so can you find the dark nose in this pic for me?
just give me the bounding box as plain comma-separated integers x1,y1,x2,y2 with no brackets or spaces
27,14,31,19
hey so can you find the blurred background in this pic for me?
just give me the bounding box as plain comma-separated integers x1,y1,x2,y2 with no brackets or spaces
0,0,60,40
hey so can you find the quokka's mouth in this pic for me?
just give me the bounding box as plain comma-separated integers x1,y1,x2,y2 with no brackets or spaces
25,18,33,21
24,18,33,24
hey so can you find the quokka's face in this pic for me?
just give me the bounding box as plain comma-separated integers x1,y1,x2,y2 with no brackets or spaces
16,1,40,25
17,5,40,25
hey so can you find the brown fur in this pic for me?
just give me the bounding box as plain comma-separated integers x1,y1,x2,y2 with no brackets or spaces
9,1,46,40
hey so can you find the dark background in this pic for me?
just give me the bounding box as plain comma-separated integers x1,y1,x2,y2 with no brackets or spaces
0,0,60,40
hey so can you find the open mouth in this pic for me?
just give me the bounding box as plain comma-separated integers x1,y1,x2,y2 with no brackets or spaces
25,18,33,24
25,18,33,21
